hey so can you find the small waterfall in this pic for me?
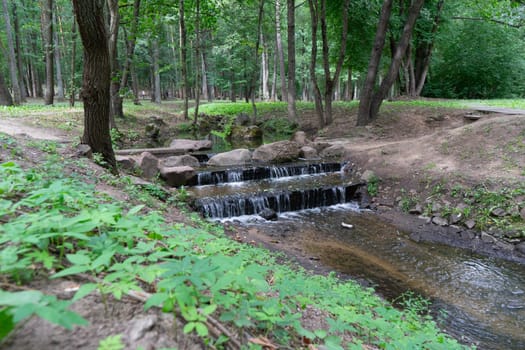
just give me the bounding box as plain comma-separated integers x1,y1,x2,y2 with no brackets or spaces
194,183,362,218
191,162,342,186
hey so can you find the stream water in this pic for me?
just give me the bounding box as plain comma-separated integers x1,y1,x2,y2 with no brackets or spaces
188,162,525,349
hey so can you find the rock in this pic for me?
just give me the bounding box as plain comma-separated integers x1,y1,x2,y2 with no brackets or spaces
126,315,157,342
409,204,423,215
160,166,195,187
235,112,251,126
300,146,318,159
252,141,301,163
449,213,462,225
360,170,376,182
229,125,263,145
116,155,137,172
145,116,166,139
310,141,331,153
169,139,212,151
139,152,160,179
481,231,497,244
207,149,252,166
465,219,476,229
516,242,525,255
432,216,448,226
291,131,308,145
431,202,442,213
75,144,92,158
495,240,515,252
520,207,525,220
464,113,482,121
319,143,348,158
259,208,278,221
460,231,475,240
418,215,432,224
491,207,507,217
161,155,200,168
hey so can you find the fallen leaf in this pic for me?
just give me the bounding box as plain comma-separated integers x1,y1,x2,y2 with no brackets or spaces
248,336,278,349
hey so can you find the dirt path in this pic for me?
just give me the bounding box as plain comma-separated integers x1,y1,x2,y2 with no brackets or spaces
0,118,70,141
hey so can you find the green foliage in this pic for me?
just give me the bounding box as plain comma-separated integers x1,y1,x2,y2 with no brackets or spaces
367,175,380,197
97,335,125,350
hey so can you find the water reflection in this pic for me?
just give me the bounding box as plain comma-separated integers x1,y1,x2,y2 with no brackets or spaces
256,207,525,350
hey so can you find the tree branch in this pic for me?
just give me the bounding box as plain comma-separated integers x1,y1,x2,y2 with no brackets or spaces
452,16,524,28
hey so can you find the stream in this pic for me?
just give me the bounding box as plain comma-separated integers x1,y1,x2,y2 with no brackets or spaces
187,161,525,349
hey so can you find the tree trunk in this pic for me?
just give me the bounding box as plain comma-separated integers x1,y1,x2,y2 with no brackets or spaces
73,0,117,174
193,0,201,124
0,68,13,106
2,0,22,105
369,0,425,119
250,0,266,125
107,0,122,129
152,39,161,104
275,0,287,102
12,2,27,100
69,11,77,107
308,0,324,128
271,49,277,101
261,32,269,100
179,0,189,119
53,10,65,100
357,0,393,126
287,0,297,122
41,0,54,105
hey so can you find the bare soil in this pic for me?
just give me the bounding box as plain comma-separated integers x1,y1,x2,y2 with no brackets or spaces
1,101,524,349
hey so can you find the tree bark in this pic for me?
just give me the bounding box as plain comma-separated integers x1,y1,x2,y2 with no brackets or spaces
73,0,117,173
308,0,324,128
0,64,14,106
250,0,266,124
369,0,425,119
107,0,122,129
53,10,65,100
12,2,27,100
152,39,161,104
2,0,22,105
41,0,54,105
193,0,201,124
261,32,270,100
287,0,297,122
69,12,77,107
179,0,189,120
275,0,287,101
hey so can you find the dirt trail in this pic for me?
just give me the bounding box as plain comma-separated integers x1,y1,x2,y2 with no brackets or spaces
0,118,70,141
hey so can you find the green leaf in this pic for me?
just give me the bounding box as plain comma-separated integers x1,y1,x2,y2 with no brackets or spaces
201,304,217,316
0,290,43,306
73,283,98,302
0,308,15,341
183,321,196,334
91,250,115,270
97,334,124,350
127,205,145,216
52,264,91,278
195,322,209,337
144,292,169,311
66,253,92,265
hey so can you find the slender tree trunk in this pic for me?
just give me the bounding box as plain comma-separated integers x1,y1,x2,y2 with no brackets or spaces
53,11,64,100
41,0,54,105
261,33,269,100
107,0,121,129
287,0,297,122
12,2,27,100
308,0,324,128
250,0,265,124
193,0,201,124
152,39,161,104
271,49,277,101
73,0,117,173
357,0,393,126
2,0,22,105
120,0,141,94
369,0,425,119
275,0,287,101
69,11,77,107
179,0,189,119
0,57,13,105
131,62,140,105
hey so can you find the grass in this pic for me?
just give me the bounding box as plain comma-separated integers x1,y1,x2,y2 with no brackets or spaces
0,135,470,349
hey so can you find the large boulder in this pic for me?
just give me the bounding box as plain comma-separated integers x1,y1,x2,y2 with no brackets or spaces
300,146,318,159
169,139,212,151
319,143,350,158
161,155,200,168
290,131,308,146
229,125,263,147
208,149,252,166
116,155,137,172
160,166,195,187
252,141,301,163
138,152,159,179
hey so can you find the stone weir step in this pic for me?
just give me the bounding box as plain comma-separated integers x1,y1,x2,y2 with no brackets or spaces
192,183,364,219
188,162,342,186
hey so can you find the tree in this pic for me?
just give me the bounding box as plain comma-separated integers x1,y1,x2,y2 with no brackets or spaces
41,0,55,105
2,0,22,105
0,68,14,106
308,0,350,128
72,0,117,173
275,0,287,101
179,0,189,120
357,0,424,126
287,0,297,122
107,0,122,125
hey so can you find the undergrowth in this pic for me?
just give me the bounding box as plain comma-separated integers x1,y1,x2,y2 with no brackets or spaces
0,150,470,349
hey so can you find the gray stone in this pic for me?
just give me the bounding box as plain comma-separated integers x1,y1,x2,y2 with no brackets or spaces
139,152,160,179
126,315,157,342
431,202,442,213
300,146,318,159
460,231,475,240
495,240,515,252
409,204,423,215
481,231,497,244
360,170,376,182
432,216,448,226
291,131,308,145
160,166,195,187
229,125,263,144
418,215,432,224
449,213,462,225
252,141,301,163
491,208,507,217
169,139,212,151
116,155,137,172
207,149,252,166
465,219,476,229
162,155,200,168
259,208,278,221
310,141,331,153
235,113,251,126
319,144,348,158
75,144,92,158
516,242,525,255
